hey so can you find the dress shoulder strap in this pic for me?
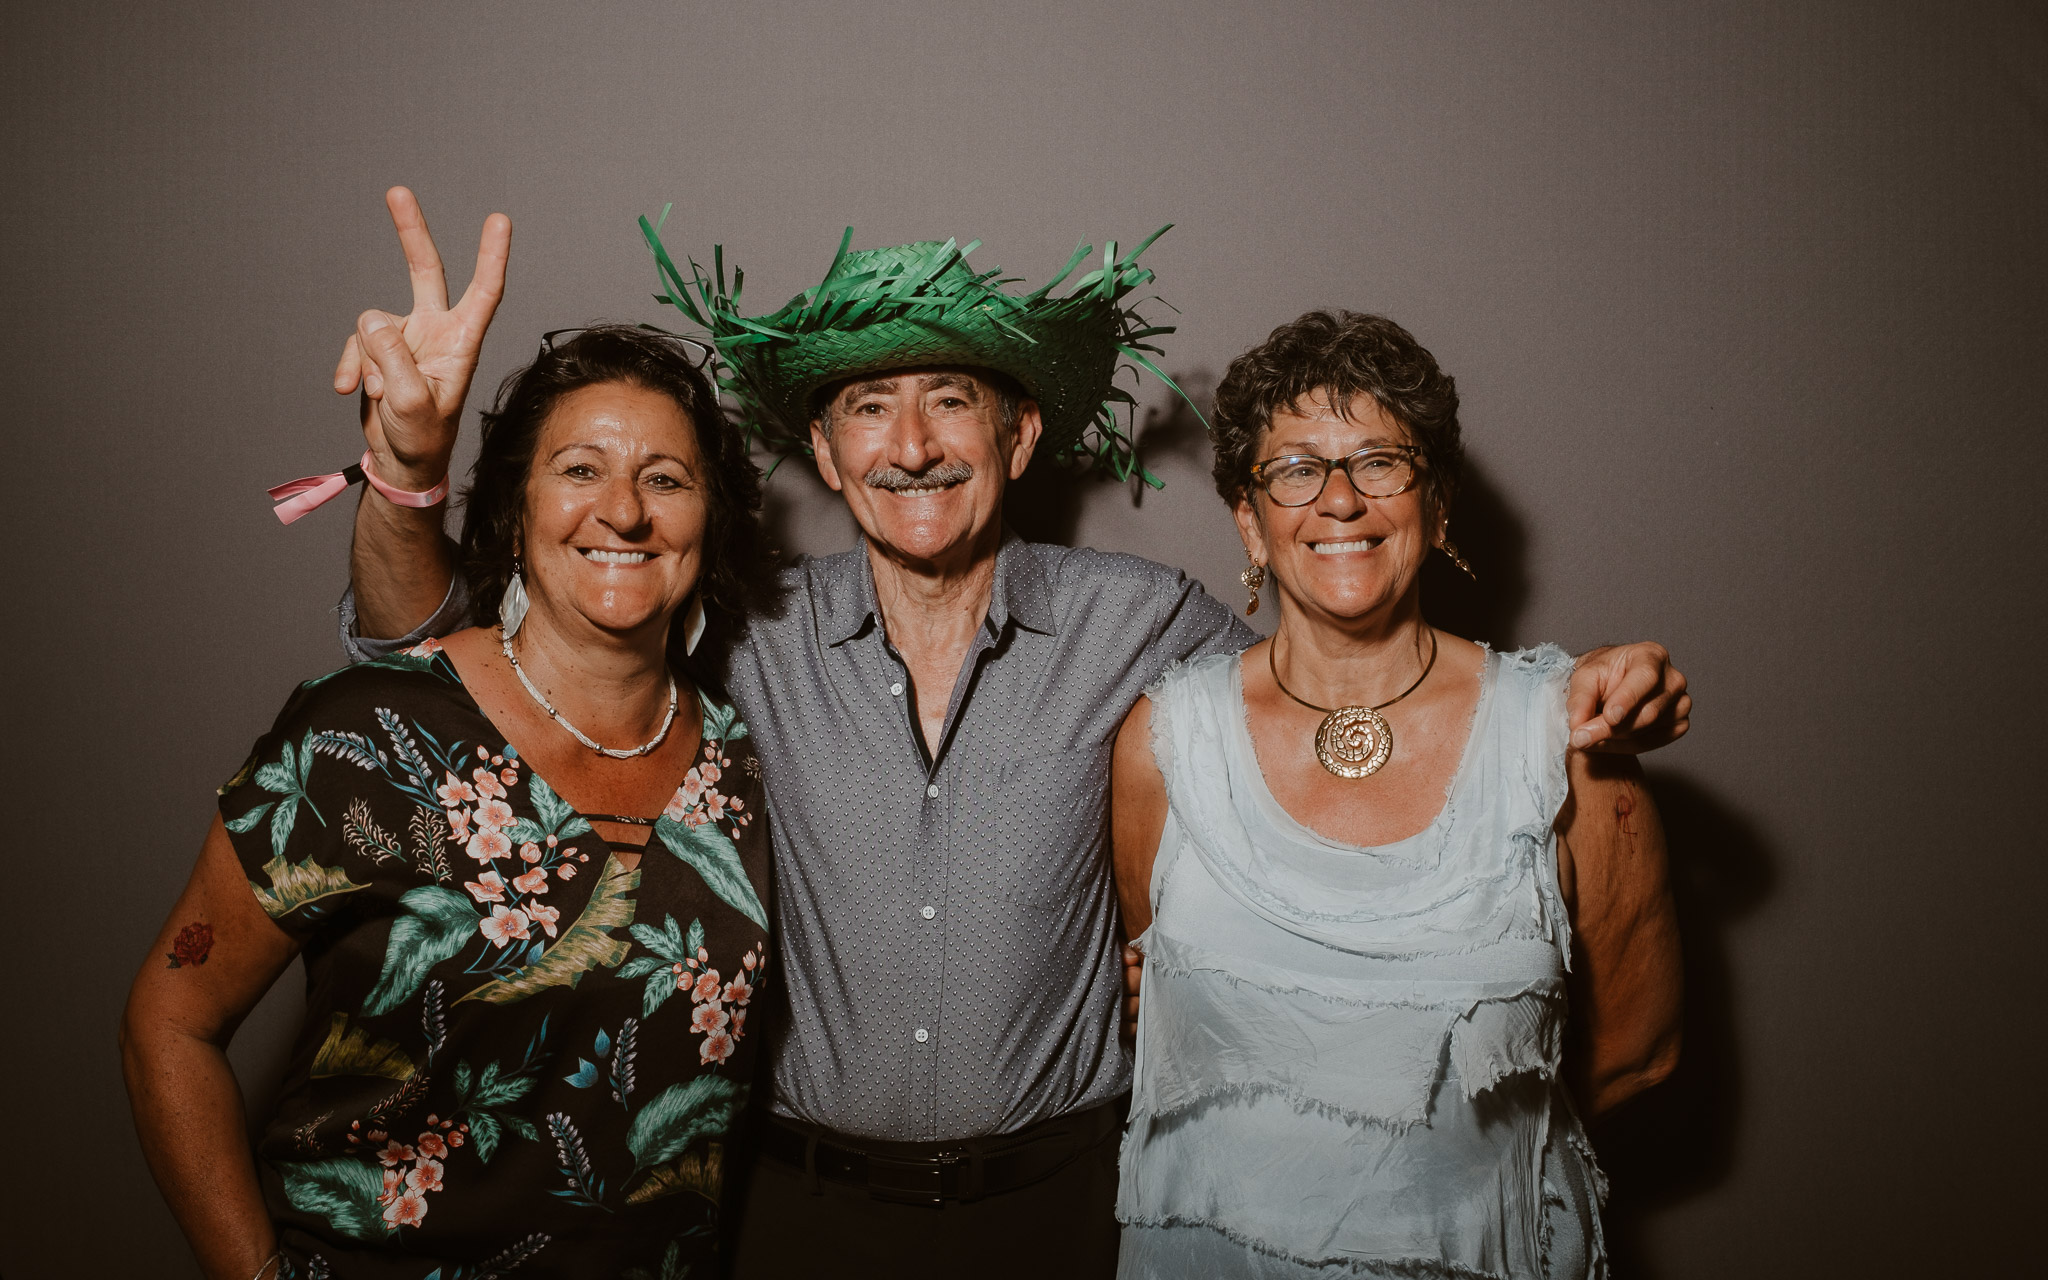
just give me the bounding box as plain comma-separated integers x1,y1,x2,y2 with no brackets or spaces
1470,643,1577,964
1480,644,1575,826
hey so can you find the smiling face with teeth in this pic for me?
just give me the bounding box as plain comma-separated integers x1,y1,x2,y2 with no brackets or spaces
517,381,709,645
808,368,1043,574
1235,392,1437,629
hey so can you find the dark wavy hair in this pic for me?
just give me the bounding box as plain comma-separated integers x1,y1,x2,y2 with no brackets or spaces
1210,310,1463,517
459,325,767,677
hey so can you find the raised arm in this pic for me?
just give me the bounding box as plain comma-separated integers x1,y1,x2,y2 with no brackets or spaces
120,816,301,1279
1555,751,1683,1118
339,187,510,638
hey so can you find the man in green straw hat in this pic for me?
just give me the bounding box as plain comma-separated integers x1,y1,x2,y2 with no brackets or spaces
333,190,1691,1277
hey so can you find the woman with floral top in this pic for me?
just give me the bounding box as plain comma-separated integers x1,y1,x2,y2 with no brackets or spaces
121,299,774,1276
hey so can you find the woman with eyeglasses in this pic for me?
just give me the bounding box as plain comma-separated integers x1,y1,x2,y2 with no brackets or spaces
121,193,772,1278
1111,310,1685,1279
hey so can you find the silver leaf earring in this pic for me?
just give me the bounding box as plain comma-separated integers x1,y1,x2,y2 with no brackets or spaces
501,560,531,638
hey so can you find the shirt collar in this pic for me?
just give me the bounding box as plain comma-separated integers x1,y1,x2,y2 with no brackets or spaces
816,528,1055,647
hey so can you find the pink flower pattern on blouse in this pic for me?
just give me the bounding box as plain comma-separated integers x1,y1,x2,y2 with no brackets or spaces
669,939,767,1066
662,745,755,841
437,749,587,953
349,1107,469,1232
479,905,531,947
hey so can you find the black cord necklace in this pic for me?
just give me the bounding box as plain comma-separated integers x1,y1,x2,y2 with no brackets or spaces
1269,626,1438,778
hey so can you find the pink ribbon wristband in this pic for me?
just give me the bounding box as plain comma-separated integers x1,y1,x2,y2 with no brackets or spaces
268,451,450,525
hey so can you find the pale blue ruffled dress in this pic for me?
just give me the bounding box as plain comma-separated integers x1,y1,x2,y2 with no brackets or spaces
1117,646,1606,1280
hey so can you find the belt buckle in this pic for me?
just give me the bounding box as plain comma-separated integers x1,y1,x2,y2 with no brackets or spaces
866,1151,957,1206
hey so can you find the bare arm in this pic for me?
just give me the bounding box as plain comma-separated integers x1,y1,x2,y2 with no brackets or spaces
1112,695,1169,1040
1556,752,1683,1118
121,815,301,1279
336,187,509,638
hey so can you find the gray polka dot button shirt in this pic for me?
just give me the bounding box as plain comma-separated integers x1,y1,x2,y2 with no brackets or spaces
339,533,1252,1143
726,533,1250,1141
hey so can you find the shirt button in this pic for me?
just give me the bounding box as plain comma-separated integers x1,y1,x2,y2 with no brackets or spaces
926,783,940,799
914,1028,930,1043
921,905,936,920
889,681,904,697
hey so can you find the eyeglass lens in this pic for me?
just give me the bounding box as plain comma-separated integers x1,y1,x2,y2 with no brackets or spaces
1261,450,1414,506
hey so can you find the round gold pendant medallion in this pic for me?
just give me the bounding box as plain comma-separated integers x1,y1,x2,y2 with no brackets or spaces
1315,706,1393,778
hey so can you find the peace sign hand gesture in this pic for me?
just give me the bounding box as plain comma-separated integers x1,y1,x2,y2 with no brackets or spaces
334,187,512,491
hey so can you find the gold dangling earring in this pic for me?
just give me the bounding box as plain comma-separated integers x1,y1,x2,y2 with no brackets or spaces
1438,537,1477,581
1240,559,1267,615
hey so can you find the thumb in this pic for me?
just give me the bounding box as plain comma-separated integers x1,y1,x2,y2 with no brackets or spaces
1566,649,1611,748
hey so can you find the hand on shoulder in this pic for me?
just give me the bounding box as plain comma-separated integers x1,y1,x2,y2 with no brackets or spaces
1567,642,1691,753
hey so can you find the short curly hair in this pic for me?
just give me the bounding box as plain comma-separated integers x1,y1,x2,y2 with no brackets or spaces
459,325,767,677
1210,310,1463,516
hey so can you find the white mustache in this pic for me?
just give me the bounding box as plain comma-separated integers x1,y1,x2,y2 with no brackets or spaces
865,461,975,492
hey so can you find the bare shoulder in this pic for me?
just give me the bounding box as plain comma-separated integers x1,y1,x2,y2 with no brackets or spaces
1433,630,1489,684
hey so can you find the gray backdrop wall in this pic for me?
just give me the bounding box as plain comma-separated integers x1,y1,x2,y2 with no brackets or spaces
4,2,2041,1275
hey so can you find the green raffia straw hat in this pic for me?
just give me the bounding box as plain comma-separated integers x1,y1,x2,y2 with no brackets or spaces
638,211,1199,485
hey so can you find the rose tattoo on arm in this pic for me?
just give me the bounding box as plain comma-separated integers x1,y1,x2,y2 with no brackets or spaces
166,922,214,968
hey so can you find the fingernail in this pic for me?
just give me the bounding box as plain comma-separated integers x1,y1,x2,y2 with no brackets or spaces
364,313,389,333
1570,728,1592,748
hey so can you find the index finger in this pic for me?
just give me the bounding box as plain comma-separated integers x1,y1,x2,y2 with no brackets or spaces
1565,645,1612,735
385,186,449,314
454,211,513,325
1592,659,1664,737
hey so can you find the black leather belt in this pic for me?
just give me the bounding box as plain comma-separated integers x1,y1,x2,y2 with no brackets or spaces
758,1100,1123,1206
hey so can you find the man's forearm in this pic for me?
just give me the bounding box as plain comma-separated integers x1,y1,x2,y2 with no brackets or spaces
350,490,459,640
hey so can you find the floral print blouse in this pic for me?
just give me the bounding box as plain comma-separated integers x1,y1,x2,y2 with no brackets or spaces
217,640,771,1279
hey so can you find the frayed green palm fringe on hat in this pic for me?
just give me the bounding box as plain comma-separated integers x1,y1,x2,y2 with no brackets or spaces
637,207,1203,487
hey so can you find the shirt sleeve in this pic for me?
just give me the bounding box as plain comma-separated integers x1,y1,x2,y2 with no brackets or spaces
216,673,422,941
1150,572,1258,673
337,573,473,664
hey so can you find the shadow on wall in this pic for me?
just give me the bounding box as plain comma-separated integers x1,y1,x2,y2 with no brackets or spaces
759,455,816,553
1006,452,1109,545
1005,373,1221,547
1592,773,1778,1278
1419,462,1528,649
